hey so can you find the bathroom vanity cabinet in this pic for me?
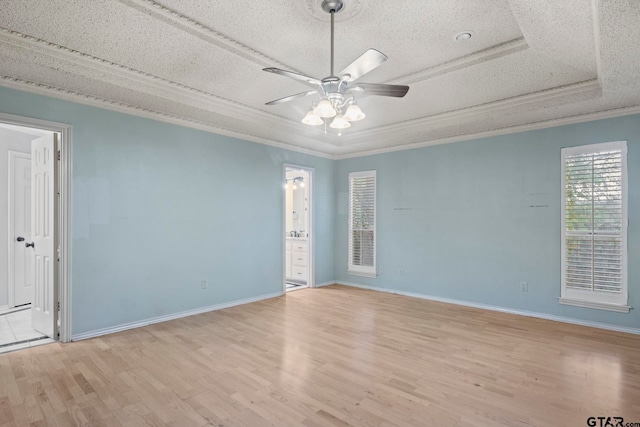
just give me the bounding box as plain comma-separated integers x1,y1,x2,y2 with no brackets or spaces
286,238,308,284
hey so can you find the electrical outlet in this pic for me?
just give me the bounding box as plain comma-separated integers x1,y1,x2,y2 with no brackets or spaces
399,267,405,277
201,280,207,289
379,265,384,273
520,282,528,292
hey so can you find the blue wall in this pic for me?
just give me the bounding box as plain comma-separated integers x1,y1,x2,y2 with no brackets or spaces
0,86,335,335
335,114,640,330
1,84,638,335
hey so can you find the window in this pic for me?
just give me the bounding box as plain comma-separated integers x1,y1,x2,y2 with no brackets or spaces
560,141,629,312
348,170,376,278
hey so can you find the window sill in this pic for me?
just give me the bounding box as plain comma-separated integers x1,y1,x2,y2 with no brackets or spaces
347,270,377,279
558,297,631,313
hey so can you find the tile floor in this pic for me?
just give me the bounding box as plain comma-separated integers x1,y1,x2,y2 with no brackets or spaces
0,308,46,345
285,282,307,292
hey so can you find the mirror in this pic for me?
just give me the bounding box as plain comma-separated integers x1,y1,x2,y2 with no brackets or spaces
285,169,309,238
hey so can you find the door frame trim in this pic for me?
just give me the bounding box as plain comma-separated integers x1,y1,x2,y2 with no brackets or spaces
7,150,31,308
282,163,315,293
0,112,72,343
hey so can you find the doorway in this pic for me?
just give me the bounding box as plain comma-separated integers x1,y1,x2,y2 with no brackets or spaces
0,114,72,352
283,165,314,292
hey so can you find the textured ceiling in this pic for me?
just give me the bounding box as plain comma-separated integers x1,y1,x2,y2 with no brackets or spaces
0,0,638,158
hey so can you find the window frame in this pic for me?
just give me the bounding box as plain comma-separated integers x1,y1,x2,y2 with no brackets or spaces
560,141,629,312
348,170,377,278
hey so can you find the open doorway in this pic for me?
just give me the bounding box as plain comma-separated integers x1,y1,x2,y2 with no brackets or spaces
0,117,70,353
283,165,314,292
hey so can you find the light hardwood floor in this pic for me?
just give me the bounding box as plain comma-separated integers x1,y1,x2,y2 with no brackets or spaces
1,285,639,426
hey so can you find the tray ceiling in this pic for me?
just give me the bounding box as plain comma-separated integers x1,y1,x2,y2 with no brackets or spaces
0,0,639,158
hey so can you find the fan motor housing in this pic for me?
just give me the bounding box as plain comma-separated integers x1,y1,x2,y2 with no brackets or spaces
322,78,348,96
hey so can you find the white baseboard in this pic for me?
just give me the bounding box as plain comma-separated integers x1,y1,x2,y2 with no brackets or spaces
315,281,336,288
0,305,9,315
71,291,283,341
336,281,640,336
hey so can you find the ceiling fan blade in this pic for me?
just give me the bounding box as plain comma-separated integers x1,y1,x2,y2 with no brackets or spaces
265,90,318,106
350,83,409,97
263,68,321,87
339,49,388,82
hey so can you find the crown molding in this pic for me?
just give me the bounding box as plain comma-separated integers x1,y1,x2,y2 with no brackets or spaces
0,6,626,161
0,27,309,135
105,0,609,156
0,25,565,159
0,27,532,151
0,75,333,159
343,78,601,144
117,0,530,91
116,0,299,71
390,37,528,85
2,74,637,162
334,104,640,159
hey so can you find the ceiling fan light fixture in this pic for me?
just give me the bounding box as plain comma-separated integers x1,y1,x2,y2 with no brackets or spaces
330,114,351,129
344,103,365,121
314,99,337,118
263,0,409,135
302,109,323,126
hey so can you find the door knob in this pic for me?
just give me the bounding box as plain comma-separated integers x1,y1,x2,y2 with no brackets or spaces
25,242,35,248
16,236,25,242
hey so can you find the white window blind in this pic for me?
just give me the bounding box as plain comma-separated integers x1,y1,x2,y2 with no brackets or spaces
561,141,628,310
348,171,376,278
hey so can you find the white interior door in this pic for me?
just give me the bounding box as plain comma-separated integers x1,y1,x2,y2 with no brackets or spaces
29,133,57,338
8,151,33,307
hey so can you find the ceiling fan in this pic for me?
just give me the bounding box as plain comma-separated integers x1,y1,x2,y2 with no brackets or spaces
263,0,409,132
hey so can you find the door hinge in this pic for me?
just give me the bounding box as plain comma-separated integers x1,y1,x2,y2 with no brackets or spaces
57,150,61,161
57,301,60,311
